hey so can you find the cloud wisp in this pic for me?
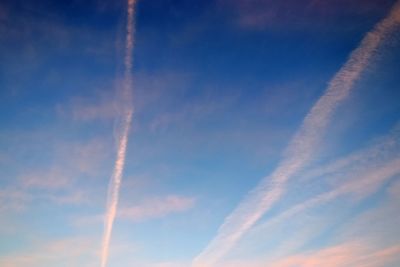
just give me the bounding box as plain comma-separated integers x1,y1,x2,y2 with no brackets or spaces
298,122,400,183
118,195,195,222
192,2,400,266
100,1,137,267
268,242,400,267
75,195,195,227
213,132,400,265
0,236,97,267
250,156,400,241
218,243,400,267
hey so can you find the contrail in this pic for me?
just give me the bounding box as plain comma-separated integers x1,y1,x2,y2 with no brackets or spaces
299,121,400,182
192,2,400,267
252,156,400,238
100,1,137,267
214,156,400,266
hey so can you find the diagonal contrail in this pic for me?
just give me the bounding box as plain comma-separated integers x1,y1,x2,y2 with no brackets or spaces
192,2,400,267
252,156,400,239
100,1,137,267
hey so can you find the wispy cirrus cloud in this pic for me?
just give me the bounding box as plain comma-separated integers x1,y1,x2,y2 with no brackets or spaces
0,186,92,215
18,168,70,190
247,156,400,240
0,135,110,216
299,123,400,183
334,178,400,249
218,0,395,30
57,90,118,122
75,195,195,226
215,129,400,265
118,195,195,222
0,188,31,213
219,242,400,267
0,236,98,267
14,137,110,189
268,242,400,267
192,2,400,266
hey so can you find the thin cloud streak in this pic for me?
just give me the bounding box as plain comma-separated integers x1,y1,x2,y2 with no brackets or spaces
119,195,195,222
74,195,195,226
192,2,400,266
299,122,400,183
0,237,97,267
100,111,133,267
228,143,400,262
268,243,400,267
100,1,137,267
218,243,400,267
251,156,400,238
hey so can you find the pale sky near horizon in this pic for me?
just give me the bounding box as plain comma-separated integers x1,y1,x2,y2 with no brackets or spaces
1,0,400,266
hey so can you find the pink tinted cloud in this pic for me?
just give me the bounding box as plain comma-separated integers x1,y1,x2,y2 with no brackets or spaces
57,91,117,122
74,195,195,226
0,236,97,267
388,178,400,199
48,190,90,205
0,186,91,215
19,168,70,190
218,0,393,30
61,138,110,176
0,188,31,213
269,242,400,267
18,138,108,189
216,243,400,267
118,195,196,221
0,137,109,214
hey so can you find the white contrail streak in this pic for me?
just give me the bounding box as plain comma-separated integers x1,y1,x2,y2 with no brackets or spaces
252,156,400,237
192,2,400,267
100,1,137,267
299,121,400,182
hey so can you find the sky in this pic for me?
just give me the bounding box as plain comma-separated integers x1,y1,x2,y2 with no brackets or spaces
1,0,400,267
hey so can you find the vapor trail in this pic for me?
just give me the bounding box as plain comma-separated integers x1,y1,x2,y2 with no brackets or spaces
192,2,400,267
100,1,137,267
253,156,400,237
299,121,400,182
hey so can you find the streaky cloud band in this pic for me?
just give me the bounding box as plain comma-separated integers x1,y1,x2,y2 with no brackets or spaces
100,1,137,267
192,2,400,266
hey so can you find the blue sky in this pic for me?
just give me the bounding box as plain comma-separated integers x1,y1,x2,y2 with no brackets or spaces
1,0,400,266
